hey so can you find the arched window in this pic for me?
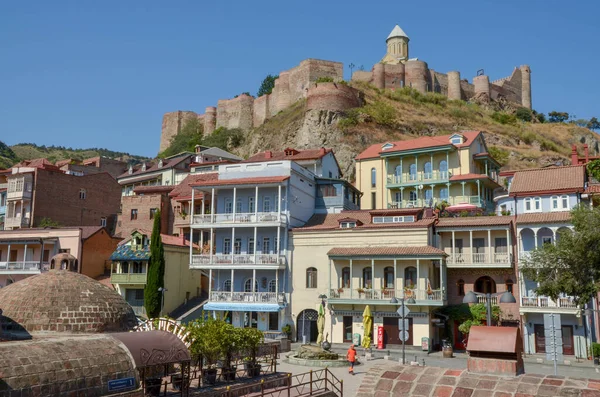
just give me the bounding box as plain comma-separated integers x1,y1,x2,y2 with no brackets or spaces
439,160,448,176
409,164,417,181
79,188,86,200
409,190,417,202
474,276,496,294
424,162,432,179
223,280,232,292
404,267,417,288
425,189,433,204
457,279,465,296
342,267,350,288
371,168,377,188
306,267,318,289
384,267,394,289
505,279,514,293
244,279,258,292
268,279,277,293
440,188,449,201
395,165,402,177
362,267,372,289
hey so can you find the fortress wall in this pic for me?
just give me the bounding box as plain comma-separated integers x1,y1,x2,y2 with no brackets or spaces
373,63,385,89
270,71,291,116
383,63,405,89
490,67,522,104
404,60,429,93
433,71,449,96
352,70,372,82
289,59,343,103
306,82,361,112
520,65,531,109
460,80,475,100
204,106,217,135
216,94,255,131
473,75,490,98
447,71,461,100
253,94,270,127
160,110,202,153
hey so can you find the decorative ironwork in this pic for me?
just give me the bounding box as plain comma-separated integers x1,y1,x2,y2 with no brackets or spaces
140,346,191,366
134,317,193,347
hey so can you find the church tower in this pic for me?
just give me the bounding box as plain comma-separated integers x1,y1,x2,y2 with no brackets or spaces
381,25,409,64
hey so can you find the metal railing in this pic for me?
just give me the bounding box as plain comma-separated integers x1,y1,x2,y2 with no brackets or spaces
447,252,511,265
191,254,286,266
210,292,286,304
192,212,286,225
521,296,577,309
387,170,449,185
477,295,498,305
0,261,41,272
329,288,443,302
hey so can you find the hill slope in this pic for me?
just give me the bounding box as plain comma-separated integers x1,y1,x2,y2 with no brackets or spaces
236,83,599,179
0,141,19,169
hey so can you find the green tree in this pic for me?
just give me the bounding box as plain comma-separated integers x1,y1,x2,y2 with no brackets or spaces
202,127,244,150
257,74,279,97
38,217,61,227
515,107,533,122
548,111,569,123
160,118,204,158
521,205,600,307
587,117,600,130
144,211,165,318
458,303,502,335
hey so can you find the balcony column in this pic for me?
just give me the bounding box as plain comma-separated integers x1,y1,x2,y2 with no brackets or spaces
252,269,256,298
232,187,237,222
276,226,281,258
430,185,434,206
253,227,258,264
415,155,418,181
393,259,397,294
209,227,214,263
400,157,403,183
371,259,375,290
275,268,278,294
23,244,28,266
231,269,234,298
469,230,473,263
328,258,332,297
190,189,195,260
349,259,353,299
451,231,455,263
200,229,204,251
210,188,215,222
551,228,557,243
40,240,44,270
533,229,538,248
416,259,420,297
507,228,512,263
400,187,404,207
430,153,433,179
254,186,259,219
277,185,282,214
485,160,488,175
476,180,481,202
231,227,235,264
461,182,465,198
488,229,492,263
209,269,213,297
446,151,449,177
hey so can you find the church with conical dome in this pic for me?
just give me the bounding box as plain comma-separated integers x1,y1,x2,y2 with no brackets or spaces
381,24,410,64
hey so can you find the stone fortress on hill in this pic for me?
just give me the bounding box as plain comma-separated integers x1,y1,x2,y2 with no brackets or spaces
159,25,532,152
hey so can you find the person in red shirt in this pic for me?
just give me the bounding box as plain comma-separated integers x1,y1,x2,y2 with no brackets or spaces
347,344,357,374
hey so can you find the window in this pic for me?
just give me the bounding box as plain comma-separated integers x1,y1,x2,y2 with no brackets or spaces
457,279,465,296
234,238,242,255
263,196,271,212
371,168,376,188
440,188,449,201
268,312,279,331
121,261,129,273
371,192,376,210
225,198,233,214
473,238,485,263
524,197,541,213
552,195,569,211
244,279,258,292
439,160,448,178
223,238,231,254
394,191,402,204
409,164,417,181
342,267,350,288
450,135,463,145
384,267,394,289
248,238,255,255
100,217,107,227
319,185,338,197
236,199,243,213
268,279,277,293
561,195,569,209
149,208,158,219
244,312,258,328
79,188,86,200
424,162,432,179
340,221,356,228
395,165,402,177
362,267,372,289
248,197,255,213
425,189,432,204
372,216,415,223
404,267,417,288
130,209,138,220
223,280,232,292
43,250,50,262
542,236,552,245
505,279,514,293
132,262,145,273
551,196,559,210
262,237,271,253
409,191,417,202
306,267,318,288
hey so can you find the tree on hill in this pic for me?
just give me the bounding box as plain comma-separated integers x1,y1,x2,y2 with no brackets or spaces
257,74,279,97
548,111,569,123
144,211,166,318
521,205,600,307
587,117,600,131
160,118,204,158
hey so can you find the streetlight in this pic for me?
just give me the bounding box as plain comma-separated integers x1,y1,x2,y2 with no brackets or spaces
348,63,355,80
462,290,516,325
390,295,416,364
158,287,168,317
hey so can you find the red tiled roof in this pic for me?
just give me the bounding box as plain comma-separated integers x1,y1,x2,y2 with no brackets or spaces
585,184,600,194
327,246,446,257
12,158,62,172
161,234,199,248
133,185,175,194
356,131,482,160
117,153,191,179
245,148,332,163
169,173,218,198
516,212,572,225
190,175,289,188
510,165,585,195
436,216,513,228
79,226,105,240
449,173,491,182
190,160,232,167
294,209,434,231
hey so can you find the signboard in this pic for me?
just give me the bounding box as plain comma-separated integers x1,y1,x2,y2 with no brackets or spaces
396,304,411,318
399,330,409,342
398,318,410,331
543,313,564,365
421,337,430,352
107,377,135,392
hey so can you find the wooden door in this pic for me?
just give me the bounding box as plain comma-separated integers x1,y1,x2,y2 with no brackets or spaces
383,317,413,345
453,321,466,350
562,325,574,355
534,324,546,353
343,316,353,343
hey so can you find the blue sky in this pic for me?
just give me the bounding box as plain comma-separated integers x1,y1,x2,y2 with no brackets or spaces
1,0,599,157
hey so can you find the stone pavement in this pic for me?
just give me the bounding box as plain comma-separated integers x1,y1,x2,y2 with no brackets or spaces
357,363,600,397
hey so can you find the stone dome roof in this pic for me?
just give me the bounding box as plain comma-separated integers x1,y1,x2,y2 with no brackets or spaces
0,270,137,334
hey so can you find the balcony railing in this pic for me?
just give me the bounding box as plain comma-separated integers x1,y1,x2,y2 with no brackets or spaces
0,261,42,273
110,272,148,284
447,253,512,266
521,296,577,309
209,291,286,304
477,295,498,305
387,196,487,209
328,288,444,302
7,185,33,200
387,170,449,185
191,254,286,266
192,212,286,225
4,216,30,228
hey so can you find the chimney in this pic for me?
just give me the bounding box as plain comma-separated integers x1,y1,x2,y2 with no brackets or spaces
319,147,326,156
585,144,590,164
571,144,579,165
265,151,272,159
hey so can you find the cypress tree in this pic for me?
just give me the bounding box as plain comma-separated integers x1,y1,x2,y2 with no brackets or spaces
144,211,165,318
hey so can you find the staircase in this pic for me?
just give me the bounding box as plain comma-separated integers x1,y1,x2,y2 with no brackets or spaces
169,291,209,323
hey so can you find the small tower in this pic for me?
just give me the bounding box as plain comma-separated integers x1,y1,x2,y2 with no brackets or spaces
381,25,409,64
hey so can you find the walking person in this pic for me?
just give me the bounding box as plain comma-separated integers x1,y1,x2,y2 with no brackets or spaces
347,344,357,374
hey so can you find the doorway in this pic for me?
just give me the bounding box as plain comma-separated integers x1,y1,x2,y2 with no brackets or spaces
562,325,574,355
343,316,353,343
534,324,546,353
297,309,319,343
474,276,496,294
383,317,413,346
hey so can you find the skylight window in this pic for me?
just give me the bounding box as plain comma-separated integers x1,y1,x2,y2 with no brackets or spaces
382,143,394,150
340,222,356,228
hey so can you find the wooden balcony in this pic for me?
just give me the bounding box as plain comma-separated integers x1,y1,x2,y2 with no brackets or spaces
446,253,512,268
209,291,286,304
387,170,449,186
0,261,42,274
327,288,445,306
520,296,579,314
190,254,287,269
110,272,148,284
191,212,286,227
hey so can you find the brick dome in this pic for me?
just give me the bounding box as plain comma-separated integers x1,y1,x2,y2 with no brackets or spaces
0,270,137,334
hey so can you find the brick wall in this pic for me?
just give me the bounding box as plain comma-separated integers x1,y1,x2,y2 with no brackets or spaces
216,94,255,131
81,229,121,278
160,110,203,153
115,194,170,238
306,82,362,111
253,94,270,127
491,67,522,104
32,169,121,230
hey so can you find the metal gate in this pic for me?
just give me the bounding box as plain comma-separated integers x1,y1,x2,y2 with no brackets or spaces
297,309,318,343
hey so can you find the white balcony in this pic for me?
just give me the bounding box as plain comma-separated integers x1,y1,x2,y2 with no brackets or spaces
191,212,286,227
520,296,579,313
446,252,512,268
477,295,498,305
0,261,42,274
387,170,449,185
4,216,30,229
327,288,444,305
209,291,286,304
190,254,287,269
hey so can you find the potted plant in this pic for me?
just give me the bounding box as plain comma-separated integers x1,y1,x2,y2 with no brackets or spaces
180,209,188,219
239,328,264,377
188,317,224,385
281,324,292,339
592,343,600,365
357,288,365,297
220,325,242,381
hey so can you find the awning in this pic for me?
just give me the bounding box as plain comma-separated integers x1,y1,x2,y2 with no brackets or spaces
203,302,284,312
111,330,191,367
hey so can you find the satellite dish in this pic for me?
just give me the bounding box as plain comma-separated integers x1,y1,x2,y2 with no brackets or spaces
418,184,424,190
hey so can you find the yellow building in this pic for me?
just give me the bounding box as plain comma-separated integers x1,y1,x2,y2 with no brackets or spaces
355,131,501,212
290,208,447,348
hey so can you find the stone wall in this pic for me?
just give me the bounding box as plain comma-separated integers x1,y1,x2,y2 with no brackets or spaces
115,193,171,238
216,94,255,131
159,111,203,153
306,82,362,112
